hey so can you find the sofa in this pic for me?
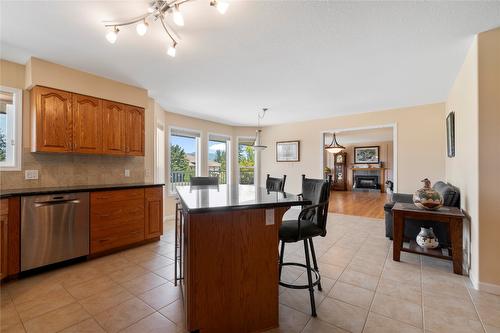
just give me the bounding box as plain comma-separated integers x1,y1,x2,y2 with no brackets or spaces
384,181,460,247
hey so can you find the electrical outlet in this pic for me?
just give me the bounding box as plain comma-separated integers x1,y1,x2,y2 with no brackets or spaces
145,168,151,178
124,169,130,177
25,170,39,180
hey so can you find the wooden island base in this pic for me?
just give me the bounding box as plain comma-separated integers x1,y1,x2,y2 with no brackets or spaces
183,207,289,333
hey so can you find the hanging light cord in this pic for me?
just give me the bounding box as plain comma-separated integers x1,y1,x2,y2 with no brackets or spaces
257,108,267,128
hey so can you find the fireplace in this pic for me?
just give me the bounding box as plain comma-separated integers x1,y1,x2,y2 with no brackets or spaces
354,175,379,190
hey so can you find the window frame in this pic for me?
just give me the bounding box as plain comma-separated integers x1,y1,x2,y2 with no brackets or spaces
207,132,231,185
167,126,202,195
237,136,256,186
155,123,165,184
0,86,22,171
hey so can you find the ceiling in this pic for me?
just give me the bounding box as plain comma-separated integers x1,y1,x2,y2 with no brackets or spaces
1,1,500,126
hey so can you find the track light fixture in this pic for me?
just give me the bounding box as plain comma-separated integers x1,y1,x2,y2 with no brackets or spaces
210,0,229,14
172,5,184,26
136,19,149,36
167,42,177,57
105,26,119,44
103,0,229,56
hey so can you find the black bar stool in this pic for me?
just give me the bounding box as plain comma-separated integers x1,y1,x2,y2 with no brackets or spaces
278,174,332,317
266,174,287,192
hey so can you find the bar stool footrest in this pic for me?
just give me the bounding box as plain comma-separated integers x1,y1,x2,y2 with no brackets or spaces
279,262,320,289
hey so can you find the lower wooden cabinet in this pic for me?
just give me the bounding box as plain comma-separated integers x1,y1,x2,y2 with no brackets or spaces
0,197,20,281
145,187,163,239
90,187,163,254
90,189,145,254
0,200,8,280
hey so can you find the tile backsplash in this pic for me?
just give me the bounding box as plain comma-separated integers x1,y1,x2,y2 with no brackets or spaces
0,148,145,189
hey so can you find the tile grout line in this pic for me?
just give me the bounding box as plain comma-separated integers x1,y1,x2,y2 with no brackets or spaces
420,250,425,332
298,229,368,333
359,239,391,333
465,283,488,333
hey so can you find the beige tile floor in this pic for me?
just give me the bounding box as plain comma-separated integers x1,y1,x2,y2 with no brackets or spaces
1,213,499,333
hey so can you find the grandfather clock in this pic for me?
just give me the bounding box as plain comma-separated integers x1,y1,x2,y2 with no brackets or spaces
333,152,347,191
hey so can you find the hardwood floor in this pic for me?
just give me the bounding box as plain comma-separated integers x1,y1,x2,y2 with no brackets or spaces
328,190,389,219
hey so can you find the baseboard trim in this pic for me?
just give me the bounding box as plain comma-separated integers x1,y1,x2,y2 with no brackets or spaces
469,275,500,296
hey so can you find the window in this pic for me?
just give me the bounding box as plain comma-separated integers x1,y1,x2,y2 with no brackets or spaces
208,134,230,184
155,125,165,184
0,86,22,171
238,138,255,185
169,127,200,193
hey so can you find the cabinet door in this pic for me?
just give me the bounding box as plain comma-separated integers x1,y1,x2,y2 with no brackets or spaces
0,215,7,280
0,199,8,280
73,94,103,154
125,106,145,156
145,187,163,239
102,101,126,155
32,86,72,152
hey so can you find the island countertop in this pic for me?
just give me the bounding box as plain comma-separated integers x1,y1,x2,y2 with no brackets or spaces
0,183,164,198
176,184,310,213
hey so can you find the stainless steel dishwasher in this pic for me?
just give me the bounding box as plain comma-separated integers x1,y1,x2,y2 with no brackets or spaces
21,192,89,271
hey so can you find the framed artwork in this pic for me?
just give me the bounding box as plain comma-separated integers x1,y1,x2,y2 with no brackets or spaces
354,146,380,164
276,141,300,162
446,111,455,157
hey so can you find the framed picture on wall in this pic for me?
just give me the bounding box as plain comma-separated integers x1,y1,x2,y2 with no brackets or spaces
447,111,455,157
354,146,380,164
276,141,300,162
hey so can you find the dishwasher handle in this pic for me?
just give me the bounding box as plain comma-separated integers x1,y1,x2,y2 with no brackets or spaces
34,199,81,208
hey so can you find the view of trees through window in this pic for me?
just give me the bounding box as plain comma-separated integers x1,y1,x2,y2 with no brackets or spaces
208,139,228,184
238,141,255,184
170,134,197,191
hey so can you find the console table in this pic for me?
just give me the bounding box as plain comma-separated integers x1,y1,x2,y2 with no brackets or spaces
392,202,465,274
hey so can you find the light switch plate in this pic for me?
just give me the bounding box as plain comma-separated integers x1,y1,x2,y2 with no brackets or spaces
124,169,130,177
25,169,39,180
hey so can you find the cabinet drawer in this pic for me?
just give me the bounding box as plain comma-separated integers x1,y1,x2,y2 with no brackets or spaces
145,187,162,200
91,189,144,204
91,225,144,254
91,199,144,223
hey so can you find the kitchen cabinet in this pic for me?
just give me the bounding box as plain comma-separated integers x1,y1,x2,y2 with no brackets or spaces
0,197,20,281
102,101,126,155
30,86,145,156
31,86,72,153
125,105,145,156
145,187,163,239
0,200,8,280
73,94,103,154
90,189,145,254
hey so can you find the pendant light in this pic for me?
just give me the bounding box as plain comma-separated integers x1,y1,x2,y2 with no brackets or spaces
325,132,345,154
253,108,268,151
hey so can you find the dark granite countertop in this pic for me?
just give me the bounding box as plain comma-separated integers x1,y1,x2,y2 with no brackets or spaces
176,184,310,214
0,183,164,198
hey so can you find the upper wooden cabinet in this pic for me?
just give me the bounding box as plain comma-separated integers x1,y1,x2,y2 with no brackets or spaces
31,86,144,156
73,94,103,154
102,101,126,155
32,86,72,153
125,105,145,156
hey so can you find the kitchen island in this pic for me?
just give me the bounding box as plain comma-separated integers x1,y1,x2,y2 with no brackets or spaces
176,184,310,333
